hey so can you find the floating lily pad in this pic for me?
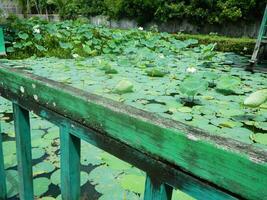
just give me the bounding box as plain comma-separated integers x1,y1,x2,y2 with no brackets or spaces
3,141,16,155
99,191,140,200
33,161,55,176
6,170,19,198
177,106,192,113
34,177,51,197
216,75,241,94
250,133,267,145
4,154,17,169
101,152,132,170
255,122,267,131
179,75,208,98
50,169,89,186
88,165,121,186
172,189,195,200
40,197,56,200
32,148,46,160
81,142,103,166
118,174,146,194
145,68,167,77
114,80,134,94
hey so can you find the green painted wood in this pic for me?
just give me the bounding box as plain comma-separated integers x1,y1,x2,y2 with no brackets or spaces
60,126,81,200
0,67,267,200
0,123,7,200
13,103,34,200
0,27,5,55
5,97,237,200
144,175,173,200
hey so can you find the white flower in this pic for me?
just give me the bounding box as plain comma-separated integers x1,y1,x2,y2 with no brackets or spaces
138,27,144,31
33,28,40,34
243,47,248,51
72,54,79,58
66,26,70,30
186,67,197,73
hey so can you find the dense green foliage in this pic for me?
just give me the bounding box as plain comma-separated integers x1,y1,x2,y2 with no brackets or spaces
2,17,201,59
3,18,255,59
55,0,267,25
176,34,255,54
7,0,267,25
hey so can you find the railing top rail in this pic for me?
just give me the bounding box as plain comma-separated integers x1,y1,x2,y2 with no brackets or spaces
0,65,267,200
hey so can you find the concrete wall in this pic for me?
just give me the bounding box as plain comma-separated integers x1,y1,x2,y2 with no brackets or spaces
90,15,260,38
15,14,60,21
0,0,21,15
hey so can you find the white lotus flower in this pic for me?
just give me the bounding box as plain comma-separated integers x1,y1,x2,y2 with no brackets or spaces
33,28,40,34
72,54,79,58
138,27,144,31
186,67,197,73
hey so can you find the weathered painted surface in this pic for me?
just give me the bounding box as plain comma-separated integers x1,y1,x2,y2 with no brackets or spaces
40,105,237,199
0,123,7,200
60,126,81,200
0,66,266,199
144,176,173,200
13,103,34,200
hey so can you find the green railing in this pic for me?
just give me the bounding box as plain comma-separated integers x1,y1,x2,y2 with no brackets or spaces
0,66,266,200
0,27,6,55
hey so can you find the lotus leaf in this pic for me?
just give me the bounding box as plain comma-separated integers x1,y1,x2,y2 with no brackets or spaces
114,80,134,94
101,152,132,170
118,174,145,194
6,170,19,198
34,177,51,196
33,161,55,176
216,75,241,93
250,133,267,145
179,75,208,98
145,68,167,77
244,89,267,108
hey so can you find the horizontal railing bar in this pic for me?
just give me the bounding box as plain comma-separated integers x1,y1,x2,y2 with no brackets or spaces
0,90,238,200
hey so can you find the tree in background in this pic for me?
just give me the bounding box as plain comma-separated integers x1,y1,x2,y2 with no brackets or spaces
4,0,267,24
15,0,31,17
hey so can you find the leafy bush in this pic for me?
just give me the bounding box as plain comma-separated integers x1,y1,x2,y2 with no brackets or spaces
55,0,267,25
176,34,255,54
155,0,267,24
3,17,206,59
